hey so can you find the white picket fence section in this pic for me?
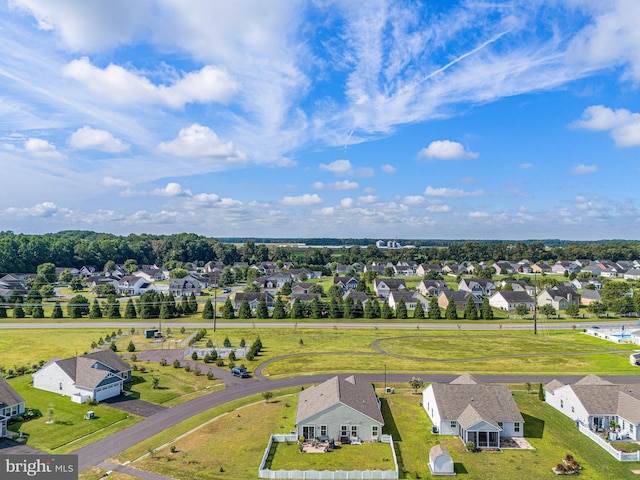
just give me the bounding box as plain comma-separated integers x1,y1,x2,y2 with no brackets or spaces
258,434,399,479
578,424,640,462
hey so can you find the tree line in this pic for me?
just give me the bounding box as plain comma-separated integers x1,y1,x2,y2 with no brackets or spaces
1,230,640,274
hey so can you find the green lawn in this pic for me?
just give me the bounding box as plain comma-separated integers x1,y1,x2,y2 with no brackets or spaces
114,384,640,480
268,442,394,471
7,375,141,453
125,364,224,406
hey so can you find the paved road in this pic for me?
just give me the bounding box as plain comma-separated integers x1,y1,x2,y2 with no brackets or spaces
0,319,638,330
71,370,640,471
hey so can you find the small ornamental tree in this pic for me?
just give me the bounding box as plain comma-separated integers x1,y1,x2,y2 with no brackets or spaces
409,377,424,394
538,383,545,401
127,340,136,352
124,299,137,319
414,301,425,319
262,391,274,403
566,304,580,318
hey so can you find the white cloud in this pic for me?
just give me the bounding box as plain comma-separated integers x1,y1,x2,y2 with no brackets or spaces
281,193,323,206
358,195,378,203
381,164,396,173
572,164,598,175
10,0,152,50
403,195,425,205
319,159,354,175
468,211,489,218
312,180,359,190
69,126,128,152
24,138,65,159
572,105,640,147
424,186,485,197
102,176,131,187
64,57,238,108
4,201,70,218
317,159,373,178
567,1,640,82
152,182,192,197
426,204,451,213
158,124,247,163
418,140,479,160
519,163,534,169
340,197,354,208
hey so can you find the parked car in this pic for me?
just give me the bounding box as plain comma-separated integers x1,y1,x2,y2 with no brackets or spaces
222,288,231,293
231,367,250,378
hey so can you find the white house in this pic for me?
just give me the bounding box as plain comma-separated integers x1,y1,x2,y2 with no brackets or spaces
489,291,535,312
0,378,25,437
544,374,640,441
422,373,524,449
116,275,148,296
295,375,384,443
373,278,406,298
33,350,132,403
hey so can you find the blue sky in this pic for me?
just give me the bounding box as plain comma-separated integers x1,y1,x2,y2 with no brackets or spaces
1,0,640,240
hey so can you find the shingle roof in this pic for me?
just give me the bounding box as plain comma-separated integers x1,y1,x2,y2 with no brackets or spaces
544,379,565,392
295,375,384,426
429,375,523,425
45,350,130,390
0,377,24,407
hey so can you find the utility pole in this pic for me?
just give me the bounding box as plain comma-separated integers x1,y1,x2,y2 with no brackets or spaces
533,271,538,335
213,285,217,333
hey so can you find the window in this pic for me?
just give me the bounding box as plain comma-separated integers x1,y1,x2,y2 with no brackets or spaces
514,422,520,433
497,422,503,429
450,420,457,429
560,399,563,408
320,425,327,437
340,425,348,437
372,425,379,439
571,407,575,413
631,425,634,433
351,425,358,437
59,382,63,391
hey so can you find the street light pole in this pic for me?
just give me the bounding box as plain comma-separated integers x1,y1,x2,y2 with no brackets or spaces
384,364,387,391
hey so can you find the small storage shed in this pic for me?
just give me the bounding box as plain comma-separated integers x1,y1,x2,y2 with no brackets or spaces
429,444,455,476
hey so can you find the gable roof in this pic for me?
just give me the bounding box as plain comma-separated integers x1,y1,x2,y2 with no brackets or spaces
0,377,24,407
43,349,130,390
428,374,523,426
295,375,383,426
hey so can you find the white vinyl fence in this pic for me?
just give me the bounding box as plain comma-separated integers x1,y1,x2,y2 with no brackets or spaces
578,424,640,462
258,434,399,479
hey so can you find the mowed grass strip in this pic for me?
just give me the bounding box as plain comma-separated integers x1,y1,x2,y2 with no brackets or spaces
79,467,141,480
7,375,141,453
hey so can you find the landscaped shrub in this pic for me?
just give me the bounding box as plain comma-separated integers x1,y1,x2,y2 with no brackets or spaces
173,359,181,368
159,358,168,367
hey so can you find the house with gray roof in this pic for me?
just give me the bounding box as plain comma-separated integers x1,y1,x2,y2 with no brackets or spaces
544,374,640,441
33,349,132,403
373,278,406,298
422,373,524,449
295,375,384,443
489,291,535,311
0,377,25,437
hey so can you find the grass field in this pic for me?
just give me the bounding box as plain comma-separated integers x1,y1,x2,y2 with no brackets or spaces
7,375,141,453
112,385,640,480
125,364,224,406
